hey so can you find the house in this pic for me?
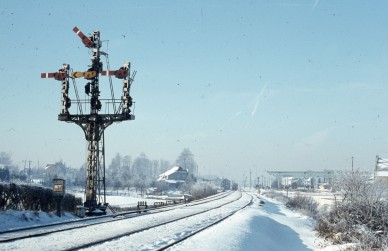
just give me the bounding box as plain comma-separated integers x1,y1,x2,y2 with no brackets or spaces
157,166,188,188
45,162,67,180
375,157,388,185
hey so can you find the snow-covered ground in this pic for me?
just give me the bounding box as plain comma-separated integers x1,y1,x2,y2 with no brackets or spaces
0,190,340,250
0,210,77,231
274,189,339,209
69,190,182,209
171,194,320,251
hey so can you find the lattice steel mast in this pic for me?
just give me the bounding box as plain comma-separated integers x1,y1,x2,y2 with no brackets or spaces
42,27,135,214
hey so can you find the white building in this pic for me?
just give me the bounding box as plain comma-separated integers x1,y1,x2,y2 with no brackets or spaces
375,157,388,185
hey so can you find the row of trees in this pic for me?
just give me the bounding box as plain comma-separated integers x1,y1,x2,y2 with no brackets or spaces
0,152,31,182
106,148,198,192
0,148,198,191
0,152,12,165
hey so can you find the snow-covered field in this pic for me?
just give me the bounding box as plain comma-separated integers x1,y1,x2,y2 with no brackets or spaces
70,190,183,209
274,189,340,208
0,190,342,250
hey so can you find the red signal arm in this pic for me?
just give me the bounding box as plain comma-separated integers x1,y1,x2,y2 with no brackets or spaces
73,26,93,48
101,68,128,79
41,72,67,81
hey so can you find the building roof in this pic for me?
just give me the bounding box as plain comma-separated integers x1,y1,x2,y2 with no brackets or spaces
45,163,67,173
267,170,336,178
158,166,188,181
159,166,186,177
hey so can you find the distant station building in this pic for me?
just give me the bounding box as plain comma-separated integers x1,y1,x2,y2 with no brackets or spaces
267,170,336,190
158,166,189,188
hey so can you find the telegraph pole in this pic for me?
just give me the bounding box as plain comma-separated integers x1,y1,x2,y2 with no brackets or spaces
23,160,32,182
249,169,252,191
28,160,31,182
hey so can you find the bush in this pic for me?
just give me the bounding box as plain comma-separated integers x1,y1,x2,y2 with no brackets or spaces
315,199,388,249
315,170,388,250
262,190,289,203
190,182,217,199
286,193,319,218
0,183,81,213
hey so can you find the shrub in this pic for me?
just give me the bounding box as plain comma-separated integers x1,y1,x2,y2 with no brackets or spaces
286,193,319,218
262,190,289,203
315,170,388,250
0,183,81,213
190,182,217,199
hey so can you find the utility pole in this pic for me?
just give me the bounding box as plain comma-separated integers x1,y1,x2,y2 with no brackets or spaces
250,169,252,191
28,160,32,182
351,156,354,172
23,160,32,182
23,160,26,174
375,155,380,183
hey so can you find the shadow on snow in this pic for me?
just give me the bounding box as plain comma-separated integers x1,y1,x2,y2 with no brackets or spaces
239,215,312,251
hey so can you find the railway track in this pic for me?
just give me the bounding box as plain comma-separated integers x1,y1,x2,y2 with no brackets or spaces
0,191,233,243
154,192,253,251
0,191,239,250
0,190,233,239
74,191,252,250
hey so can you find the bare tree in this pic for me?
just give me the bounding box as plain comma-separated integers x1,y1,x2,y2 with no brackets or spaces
0,152,12,165
175,148,197,176
133,153,152,177
159,160,171,174
107,153,122,188
121,155,132,190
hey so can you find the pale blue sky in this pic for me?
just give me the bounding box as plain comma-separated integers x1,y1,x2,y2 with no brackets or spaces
1,0,388,180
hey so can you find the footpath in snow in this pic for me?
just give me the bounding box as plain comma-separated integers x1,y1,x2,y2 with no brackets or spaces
172,192,324,251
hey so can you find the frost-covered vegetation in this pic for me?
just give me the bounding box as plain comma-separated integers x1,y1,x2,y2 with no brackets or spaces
286,193,319,218
105,148,197,193
1,148,221,213
315,171,388,250
265,171,388,250
190,182,218,199
264,190,319,218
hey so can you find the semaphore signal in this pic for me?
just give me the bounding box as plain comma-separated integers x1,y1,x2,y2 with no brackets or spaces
41,26,136,215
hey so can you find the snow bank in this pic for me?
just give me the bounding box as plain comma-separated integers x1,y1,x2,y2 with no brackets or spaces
0,210,77,231
174,194,322,251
